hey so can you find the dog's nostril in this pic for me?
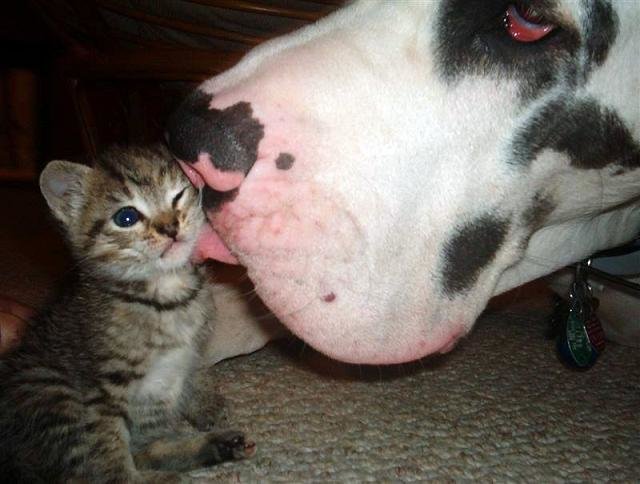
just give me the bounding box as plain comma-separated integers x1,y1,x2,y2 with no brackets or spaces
202,186,239,212
177,154,246,192
177,160,205,189
196,153,246,192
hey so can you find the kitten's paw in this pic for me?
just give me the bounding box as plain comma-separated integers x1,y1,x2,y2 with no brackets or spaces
201,430,256,464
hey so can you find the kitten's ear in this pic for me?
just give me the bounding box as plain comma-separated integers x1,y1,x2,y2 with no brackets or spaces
40,160,92,225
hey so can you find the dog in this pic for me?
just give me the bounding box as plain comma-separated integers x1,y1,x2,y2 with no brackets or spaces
167,0,640,364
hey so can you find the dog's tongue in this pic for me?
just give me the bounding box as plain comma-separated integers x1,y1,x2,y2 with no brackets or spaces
193,223,238,264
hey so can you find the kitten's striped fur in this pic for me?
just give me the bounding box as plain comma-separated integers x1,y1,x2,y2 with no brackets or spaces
0,145,253,483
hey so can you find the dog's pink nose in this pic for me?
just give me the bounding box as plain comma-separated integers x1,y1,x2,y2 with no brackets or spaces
177,156,245,192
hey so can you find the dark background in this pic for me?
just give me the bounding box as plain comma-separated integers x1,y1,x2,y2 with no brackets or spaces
0,0,342,179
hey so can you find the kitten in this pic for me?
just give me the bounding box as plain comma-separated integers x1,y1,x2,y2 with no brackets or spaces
0,145,254,483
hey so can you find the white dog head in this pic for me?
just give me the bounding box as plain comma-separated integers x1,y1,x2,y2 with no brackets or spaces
167,1,640,363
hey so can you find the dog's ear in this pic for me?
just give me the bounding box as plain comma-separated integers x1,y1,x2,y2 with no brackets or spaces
39,160,93,227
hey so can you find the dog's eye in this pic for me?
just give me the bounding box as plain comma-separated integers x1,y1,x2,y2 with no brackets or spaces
503,3,555,42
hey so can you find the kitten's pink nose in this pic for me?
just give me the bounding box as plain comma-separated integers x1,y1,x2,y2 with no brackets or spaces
177,156,245,192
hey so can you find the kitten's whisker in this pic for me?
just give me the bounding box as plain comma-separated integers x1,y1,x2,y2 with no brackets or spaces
244,310,278,323
239,287,259,298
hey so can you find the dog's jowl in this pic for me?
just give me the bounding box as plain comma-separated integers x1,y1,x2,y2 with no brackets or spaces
168,1,640,364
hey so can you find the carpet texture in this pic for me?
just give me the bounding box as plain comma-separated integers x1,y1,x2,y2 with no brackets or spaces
195,306,639,482
2,185,639,482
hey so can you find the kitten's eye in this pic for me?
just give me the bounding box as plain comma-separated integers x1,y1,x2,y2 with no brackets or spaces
504,4,555,42
113,207,141,228
172,187,188,208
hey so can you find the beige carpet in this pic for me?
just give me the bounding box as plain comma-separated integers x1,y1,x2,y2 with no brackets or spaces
197,305,639,482
2,184,639,482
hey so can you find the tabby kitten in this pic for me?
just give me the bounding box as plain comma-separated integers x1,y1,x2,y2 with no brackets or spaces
0,145,254,483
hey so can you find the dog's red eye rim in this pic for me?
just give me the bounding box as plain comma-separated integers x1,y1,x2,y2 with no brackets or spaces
504,4,556,42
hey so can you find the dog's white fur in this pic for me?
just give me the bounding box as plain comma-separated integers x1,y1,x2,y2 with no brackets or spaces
188,1,639,363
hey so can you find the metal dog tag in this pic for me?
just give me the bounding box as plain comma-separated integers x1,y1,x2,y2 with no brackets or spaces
557,261,606,369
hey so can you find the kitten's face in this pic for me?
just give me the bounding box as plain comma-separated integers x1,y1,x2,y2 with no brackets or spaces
40,145,205,280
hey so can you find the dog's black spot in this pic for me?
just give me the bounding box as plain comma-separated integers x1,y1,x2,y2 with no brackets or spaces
512,98,640,172
435,0,580,98
584,1,618,69
166,89,264,175
323,292,336,303
441,215,509,296
202,186,239,212
275,152,295,170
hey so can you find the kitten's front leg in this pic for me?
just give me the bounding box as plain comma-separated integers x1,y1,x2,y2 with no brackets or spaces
81,388,182,483
179,363,227,431
64,413,175,483
78,412,185,483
